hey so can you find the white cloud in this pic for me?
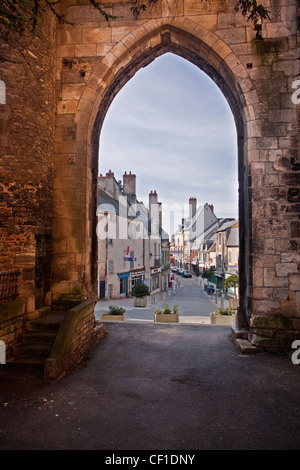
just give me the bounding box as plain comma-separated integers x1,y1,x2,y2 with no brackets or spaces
99,53,238,236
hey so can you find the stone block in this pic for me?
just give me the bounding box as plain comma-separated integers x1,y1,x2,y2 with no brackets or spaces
57,44,75,58
26,294,35,313
0,301,26,323
212,39,231,59
57,26,83,45
61,84,85,101
251,334,287,350
276,262,298,277
81,27,110,43
75,43,97,57
289,274,300,291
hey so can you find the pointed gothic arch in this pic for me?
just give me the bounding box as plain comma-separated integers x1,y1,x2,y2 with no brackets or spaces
69,19,252,330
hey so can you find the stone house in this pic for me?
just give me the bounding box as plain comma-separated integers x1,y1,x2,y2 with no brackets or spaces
215,219,239,294
97,171,168,299
172,198,218,271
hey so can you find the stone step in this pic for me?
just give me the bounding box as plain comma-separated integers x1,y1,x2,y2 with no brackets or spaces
6,355,45,371
235,338,264,355
8,310,66,375
25,311,65,332
21,330,57,344
12,341,53,357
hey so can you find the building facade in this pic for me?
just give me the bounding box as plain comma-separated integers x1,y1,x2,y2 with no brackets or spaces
97,171,169,299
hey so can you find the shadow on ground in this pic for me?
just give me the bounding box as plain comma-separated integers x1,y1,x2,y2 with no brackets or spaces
0,322,299,450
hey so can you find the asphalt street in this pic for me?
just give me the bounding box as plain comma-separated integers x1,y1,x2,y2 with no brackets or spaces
94,275,224,324
0,276,299,452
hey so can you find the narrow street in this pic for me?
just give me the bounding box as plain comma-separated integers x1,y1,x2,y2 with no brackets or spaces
94,275,222,325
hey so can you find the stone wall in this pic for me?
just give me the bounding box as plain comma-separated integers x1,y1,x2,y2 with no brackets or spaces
44,300,105,381
0,301,26,357
0,10,56,311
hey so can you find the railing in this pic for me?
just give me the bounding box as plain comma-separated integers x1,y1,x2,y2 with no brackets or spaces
0,270,20,304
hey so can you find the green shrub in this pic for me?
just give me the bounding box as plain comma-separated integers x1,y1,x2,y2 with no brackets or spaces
217,307,235,316
108,305,125,315
162,304,171,314
154,307,162,314
131,282,150,297
173,304,178,313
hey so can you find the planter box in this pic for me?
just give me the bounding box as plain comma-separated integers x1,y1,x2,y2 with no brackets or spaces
155,312,179,323
210,312,236,326
100,313,124,321
134,296,147,307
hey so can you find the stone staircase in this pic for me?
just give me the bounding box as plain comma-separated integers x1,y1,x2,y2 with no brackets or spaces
7,310,65,373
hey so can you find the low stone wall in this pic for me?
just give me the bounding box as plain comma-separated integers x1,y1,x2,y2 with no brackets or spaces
250,314,300,352
0,300,26,358
44,299,105,381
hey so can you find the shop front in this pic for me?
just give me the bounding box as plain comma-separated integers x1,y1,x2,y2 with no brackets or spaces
151,267,161,293
130,269,145,294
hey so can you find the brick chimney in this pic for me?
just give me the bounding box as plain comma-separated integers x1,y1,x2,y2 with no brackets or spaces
149,189,158,207
123,171,136,195
106,169,114,178
209,204,214,213
149,190,161,237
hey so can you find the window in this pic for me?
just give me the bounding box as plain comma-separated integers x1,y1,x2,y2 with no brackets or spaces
120,278,125,294
109,260,114,273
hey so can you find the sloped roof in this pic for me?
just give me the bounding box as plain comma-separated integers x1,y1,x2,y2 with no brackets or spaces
216,219,238,232
227,227,239,246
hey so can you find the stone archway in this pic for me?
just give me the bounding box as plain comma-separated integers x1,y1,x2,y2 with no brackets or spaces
53,7,299,350
54,19,252,328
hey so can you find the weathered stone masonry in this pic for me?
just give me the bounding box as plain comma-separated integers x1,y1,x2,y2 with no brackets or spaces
0,0,299,355
0,13,57,355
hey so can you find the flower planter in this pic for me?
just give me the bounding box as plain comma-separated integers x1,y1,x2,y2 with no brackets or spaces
100,313,124,321
134,296,147,307
210,312,236,326
155,312,179,323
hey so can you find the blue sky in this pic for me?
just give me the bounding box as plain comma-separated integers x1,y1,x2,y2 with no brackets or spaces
99,52,238,237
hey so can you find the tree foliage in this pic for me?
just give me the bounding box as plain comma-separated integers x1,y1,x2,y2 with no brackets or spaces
224,274,239,298
224,274,239,289
234,0,270,24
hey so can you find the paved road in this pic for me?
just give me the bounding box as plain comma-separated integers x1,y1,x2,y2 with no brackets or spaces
0,321,299,451
1,277,299,451
95,276,223,325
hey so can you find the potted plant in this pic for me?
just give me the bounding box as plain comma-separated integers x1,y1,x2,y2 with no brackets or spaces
101,305,125,321
131,282,150,307
210,307,236,326
154,304,179,323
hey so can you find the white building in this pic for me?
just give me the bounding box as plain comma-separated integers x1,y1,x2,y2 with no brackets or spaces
97,171,169,299
171,198,218,272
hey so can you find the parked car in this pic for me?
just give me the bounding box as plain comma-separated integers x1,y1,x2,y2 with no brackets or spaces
177,268,184,275
206,285,215,294
171,267,178,273
182,270,192,278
